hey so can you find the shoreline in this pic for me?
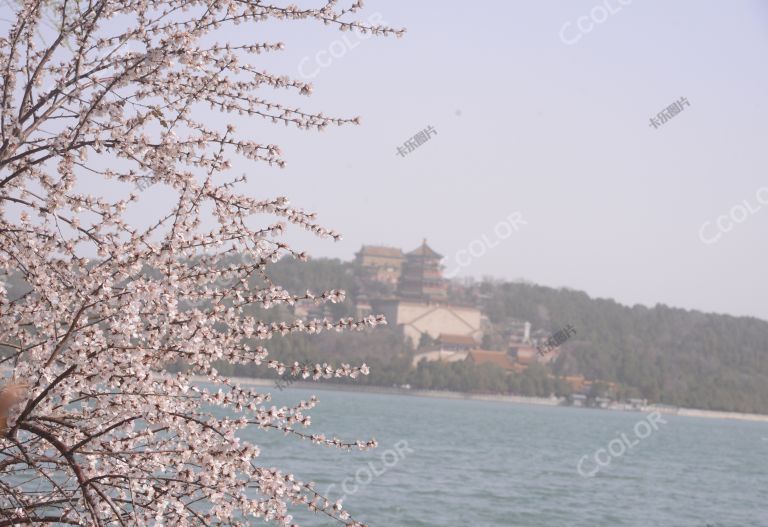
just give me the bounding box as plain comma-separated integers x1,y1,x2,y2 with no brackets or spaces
194,375,768,424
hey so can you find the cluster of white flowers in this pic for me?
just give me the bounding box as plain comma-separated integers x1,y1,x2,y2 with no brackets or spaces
0,1,402,525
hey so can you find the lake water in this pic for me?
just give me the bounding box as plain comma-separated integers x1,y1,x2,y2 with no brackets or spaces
247,386,768,527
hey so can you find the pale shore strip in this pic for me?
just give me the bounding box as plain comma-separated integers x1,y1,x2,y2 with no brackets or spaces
192,375,768,424
4,368,767,423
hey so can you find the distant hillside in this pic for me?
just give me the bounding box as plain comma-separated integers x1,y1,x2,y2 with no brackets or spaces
260,258,768,414
478,280,768,413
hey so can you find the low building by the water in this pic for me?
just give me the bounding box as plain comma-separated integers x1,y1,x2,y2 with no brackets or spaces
627,398,648,410
595,396,611,408
562,375,591,394
570,393,588,407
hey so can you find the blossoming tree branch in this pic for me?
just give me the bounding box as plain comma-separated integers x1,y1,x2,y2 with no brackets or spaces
0,1,402,525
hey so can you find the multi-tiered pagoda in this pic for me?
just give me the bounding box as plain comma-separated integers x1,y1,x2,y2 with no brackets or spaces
397,239,448,302
359,240,481,348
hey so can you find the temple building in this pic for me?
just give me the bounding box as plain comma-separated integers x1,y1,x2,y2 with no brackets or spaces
370,240,482,347
397,239,448,302
355,245,405,286
466,350,521,372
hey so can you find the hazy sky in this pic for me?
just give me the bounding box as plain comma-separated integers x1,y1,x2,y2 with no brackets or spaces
236,0,767,321
11,1,766,320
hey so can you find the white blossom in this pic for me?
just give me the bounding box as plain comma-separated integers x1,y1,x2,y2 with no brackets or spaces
0,1,401,525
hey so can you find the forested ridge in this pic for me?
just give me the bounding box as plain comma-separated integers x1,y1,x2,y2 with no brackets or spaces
244,258,768,414
481,280,768,413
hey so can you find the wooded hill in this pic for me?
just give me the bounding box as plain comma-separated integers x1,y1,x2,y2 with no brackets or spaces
246,257,768,414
